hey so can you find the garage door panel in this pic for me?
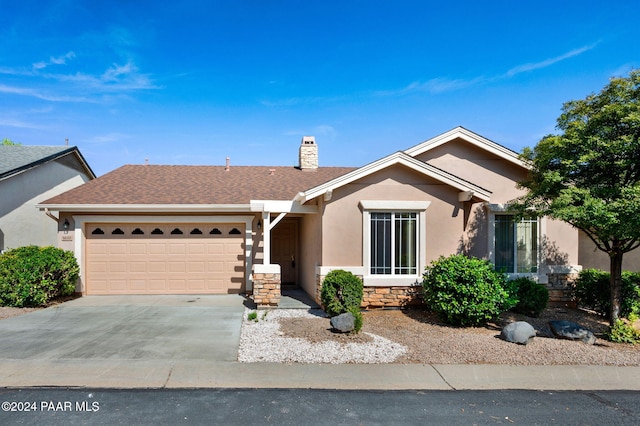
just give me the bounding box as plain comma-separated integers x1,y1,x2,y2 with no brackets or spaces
109,279,128,291
129,243,147,255
188,261,205,273
149,244,166,254
86,223,245,295
189,243,206,255
109,243,127,255
108,262,127,273
168,243,186,255
129,262,147,273
149,262,166,273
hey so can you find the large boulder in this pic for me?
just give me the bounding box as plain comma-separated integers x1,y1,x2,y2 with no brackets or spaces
549,320,596,344
501,321,536,345
330,312,355,333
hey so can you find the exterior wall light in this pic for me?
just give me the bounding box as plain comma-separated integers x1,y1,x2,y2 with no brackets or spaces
63,218,70,231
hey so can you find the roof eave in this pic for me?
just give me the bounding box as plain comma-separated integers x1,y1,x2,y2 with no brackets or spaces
35,204,255,213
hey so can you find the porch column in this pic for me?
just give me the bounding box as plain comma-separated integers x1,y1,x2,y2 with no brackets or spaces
262,212,271,264
252,264,281,308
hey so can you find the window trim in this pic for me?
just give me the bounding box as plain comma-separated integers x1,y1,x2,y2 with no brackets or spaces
360,200,430,286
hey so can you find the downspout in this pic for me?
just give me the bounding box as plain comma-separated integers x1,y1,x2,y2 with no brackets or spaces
43,208,60,223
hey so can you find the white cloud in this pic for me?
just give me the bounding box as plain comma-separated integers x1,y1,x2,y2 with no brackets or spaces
0,117,43,129
0,84,95,102
32,51,76,70
504,43,598,77
377,43,599,97
87,133,131,143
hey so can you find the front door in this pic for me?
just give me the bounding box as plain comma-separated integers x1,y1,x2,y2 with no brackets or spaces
271,218,299,286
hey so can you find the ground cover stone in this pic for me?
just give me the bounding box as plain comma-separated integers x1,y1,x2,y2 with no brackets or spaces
549,320,596,344
330,312,355,333
501,321,536,345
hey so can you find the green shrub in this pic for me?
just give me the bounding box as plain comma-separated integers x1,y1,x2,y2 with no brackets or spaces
509,277,549,317
607,319,640,344
321,269,363,317
573,269,640,318
348,306,363,334
422,254,515,326
0,246,78,307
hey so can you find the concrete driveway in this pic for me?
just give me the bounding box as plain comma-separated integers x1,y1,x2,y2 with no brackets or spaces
0,295,247,387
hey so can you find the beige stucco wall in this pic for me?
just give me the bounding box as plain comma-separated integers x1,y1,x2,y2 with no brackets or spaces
0,159,92,252
298,206,323,296
414,138,528,203
544,218,579,267
578,230,640,272
321,165,466,268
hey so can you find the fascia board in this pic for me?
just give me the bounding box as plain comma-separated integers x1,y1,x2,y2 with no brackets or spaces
250,200,318,214
35,204,254,213
404,127,529,169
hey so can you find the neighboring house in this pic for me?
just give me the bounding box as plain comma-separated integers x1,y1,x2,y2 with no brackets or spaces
0,146,95,253
37,127,638,307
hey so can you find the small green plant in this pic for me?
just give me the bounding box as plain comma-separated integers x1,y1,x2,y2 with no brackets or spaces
422,254,515,326
247,311,258,322
0,246,78,307
321,270,364,333
607,318,640,344
348,306,363,333
509,277,549,317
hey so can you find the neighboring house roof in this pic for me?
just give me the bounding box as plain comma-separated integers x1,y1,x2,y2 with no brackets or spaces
404,126,529,169
0,145,96,181
297,151,492,204
39,164,357,210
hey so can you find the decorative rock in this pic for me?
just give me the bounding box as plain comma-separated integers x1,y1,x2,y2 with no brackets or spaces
501,321,537,345
549,320,596,344
330,312,355,333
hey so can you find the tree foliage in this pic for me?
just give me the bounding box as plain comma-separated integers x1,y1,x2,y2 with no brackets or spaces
512,69,640,324
2,138,21,146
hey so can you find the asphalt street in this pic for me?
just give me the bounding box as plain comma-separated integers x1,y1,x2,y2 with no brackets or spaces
1,388,638,425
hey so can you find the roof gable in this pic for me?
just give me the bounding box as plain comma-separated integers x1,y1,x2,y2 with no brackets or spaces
403,126,529,169
0,146,96,181
297,151,491,203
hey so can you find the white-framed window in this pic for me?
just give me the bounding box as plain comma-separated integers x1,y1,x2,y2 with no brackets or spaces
360,200,430,286
494,215,538,273
370,212,418,275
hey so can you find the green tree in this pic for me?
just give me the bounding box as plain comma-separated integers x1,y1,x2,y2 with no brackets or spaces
512,70,640,325
2,138,21,145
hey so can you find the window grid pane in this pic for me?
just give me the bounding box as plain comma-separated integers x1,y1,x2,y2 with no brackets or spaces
394,213,417,274
495,215,514,272
370,213,392,274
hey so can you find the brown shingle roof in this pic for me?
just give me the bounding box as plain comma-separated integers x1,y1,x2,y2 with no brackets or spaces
41,164,356,205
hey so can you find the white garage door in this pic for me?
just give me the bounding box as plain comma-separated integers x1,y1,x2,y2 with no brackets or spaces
85,223,245,295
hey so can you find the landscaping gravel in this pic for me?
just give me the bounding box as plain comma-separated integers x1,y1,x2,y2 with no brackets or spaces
238,306,640,365
238,308,407,364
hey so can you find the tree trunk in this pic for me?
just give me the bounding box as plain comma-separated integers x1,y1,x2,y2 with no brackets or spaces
609,250,624,326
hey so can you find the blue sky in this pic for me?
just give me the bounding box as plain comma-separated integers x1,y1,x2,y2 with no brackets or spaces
1,1,639,176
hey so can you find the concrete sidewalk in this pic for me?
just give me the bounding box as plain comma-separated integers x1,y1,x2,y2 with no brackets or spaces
1,359,640,390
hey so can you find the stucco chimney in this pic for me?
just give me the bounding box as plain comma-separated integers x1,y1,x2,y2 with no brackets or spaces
299,136,318,170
